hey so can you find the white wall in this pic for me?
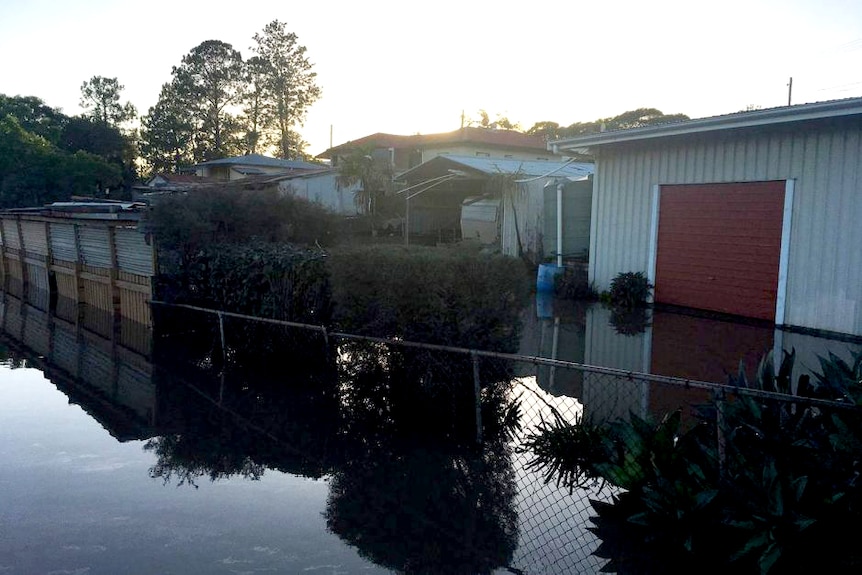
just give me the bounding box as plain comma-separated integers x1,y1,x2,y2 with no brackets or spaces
277,172,361,216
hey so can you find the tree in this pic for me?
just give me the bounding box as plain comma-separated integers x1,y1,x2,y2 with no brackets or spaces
527,108,690,141
0,94,67,144
172,40,246,160
336,147,393,219
0,115,120,208
466,109,521,131
140,83,195,175
79,76,137,128
241,56,271,155
251,20,321,159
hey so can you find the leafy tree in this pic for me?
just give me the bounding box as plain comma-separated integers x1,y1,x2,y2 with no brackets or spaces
526,120,561,140
466,109,521,131
0,115,120,208
140,82,195,175
528,108,690,141
336,147,393,219
172,40,246,160
251,20,321,159
79,76,137,128
0,94,67,144
59,116,137,195
240,56,271,155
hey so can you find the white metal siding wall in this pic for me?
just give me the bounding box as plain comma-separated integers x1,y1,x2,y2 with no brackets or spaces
501,180,545,260
115,227,154,276
591,124,862,335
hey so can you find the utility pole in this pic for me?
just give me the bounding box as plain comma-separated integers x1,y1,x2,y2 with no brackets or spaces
787,77,793,106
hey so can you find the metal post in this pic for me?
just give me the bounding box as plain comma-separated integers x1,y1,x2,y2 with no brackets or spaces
218,311,227,405
405,195,410,247
472,351,483,445
714,388,726,479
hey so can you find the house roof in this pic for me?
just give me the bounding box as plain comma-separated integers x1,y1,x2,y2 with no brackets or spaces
397,154,594,183
549,97,862,153
146,173,221,186
318,127,550,159
194,153,323,171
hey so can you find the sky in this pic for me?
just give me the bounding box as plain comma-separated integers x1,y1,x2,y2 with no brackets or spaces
1,0,861,157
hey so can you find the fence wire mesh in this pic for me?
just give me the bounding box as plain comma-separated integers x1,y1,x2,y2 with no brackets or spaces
147,302,862,574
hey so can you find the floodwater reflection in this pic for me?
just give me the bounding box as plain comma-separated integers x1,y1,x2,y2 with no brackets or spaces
521,295,862,423
5,287,862,574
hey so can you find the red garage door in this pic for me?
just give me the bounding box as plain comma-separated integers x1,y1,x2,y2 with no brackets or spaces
655,181,785,321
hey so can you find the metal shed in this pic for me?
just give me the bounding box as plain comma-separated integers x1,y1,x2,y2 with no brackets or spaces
550,97,862,337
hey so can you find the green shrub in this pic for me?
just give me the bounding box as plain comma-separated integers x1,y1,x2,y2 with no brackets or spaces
524,349,862,573
147,187,339,256
326,244,530,351
606,271,653,307
158,241,331,324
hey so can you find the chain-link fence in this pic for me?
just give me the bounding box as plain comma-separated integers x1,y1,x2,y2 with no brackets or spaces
143,302,862,573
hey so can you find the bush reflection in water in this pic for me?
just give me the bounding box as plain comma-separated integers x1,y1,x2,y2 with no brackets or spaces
148,305,523,574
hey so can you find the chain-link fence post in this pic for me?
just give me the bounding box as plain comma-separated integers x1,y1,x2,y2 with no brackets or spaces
472,350,483,446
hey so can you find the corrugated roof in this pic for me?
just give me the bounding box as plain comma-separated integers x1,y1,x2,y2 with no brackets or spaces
397,154,594,182
194,153,323,171
440,155,593,178
550,96,862,152
318,127,550,158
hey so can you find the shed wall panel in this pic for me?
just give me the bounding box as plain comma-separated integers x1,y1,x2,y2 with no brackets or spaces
50,223,78,262
591,122,862,335
20,220,48,258
78,226,112,268
2,219,20,250
115,227,154,276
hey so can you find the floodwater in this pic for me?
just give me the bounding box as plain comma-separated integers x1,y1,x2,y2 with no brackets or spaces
1,291,859,574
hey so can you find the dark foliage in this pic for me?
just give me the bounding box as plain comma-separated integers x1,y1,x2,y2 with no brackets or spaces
327,244,530,351
523,349,862,573
554,265,598,300
606,271,653,308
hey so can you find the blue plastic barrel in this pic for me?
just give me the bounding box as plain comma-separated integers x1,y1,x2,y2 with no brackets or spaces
536,264,562,293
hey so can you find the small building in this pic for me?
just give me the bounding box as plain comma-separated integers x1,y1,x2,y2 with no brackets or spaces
397,155,594,260
275,169,362,216
549,97,862,337
192,154,323,181
319,127,562,177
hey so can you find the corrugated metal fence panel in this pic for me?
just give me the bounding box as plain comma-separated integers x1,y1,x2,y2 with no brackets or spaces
23,306,51,358
78,226,112,268
115,227,154,276
52,322,80,378
53,264,78,301
50,223,78,262
117,362,156,423
2,219,20,249
591,123,862,335
20,220,48,257
3,296,24,340
119,288,152,329
26,261,50,293
80,336,114,395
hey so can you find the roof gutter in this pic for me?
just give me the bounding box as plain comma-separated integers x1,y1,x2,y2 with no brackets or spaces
548,97,862,154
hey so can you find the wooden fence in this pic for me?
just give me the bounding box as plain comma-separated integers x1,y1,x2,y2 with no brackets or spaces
0,211,155,326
